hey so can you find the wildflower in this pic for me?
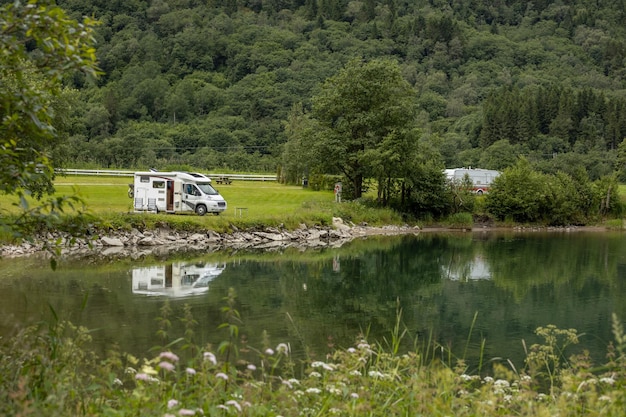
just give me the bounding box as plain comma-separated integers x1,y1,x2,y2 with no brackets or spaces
186,368,196,375
309,371,322,378
216,372,229,380
135,373,153,382
160,351,180,363
217,405,228,411
350,393,359,399
113,378,123,386
520,375,532,382
159,361,176,372
347,348,356,354
265,348,275,355
141,365,158,375
600,376,615,385
225,400,242,412
288,378,300,385
368,370,387,379
494,379,510,390
276,343,290,354
460,374,473,381
599,395,612,402
306,388,322,394
203,352,217,365
349,370,362,376
125,367,137,374
483,376,494,384
325,385,342,395
168,399,179,409
247,364,257,371
179,409,196,416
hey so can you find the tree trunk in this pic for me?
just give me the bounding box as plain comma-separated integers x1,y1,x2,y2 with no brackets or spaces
354,174,363,199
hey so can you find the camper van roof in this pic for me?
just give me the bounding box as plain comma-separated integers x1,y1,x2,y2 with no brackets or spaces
134,171,212,182
183,172,205,178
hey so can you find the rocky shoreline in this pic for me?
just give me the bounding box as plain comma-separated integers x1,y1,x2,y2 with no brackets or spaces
0,218,422,260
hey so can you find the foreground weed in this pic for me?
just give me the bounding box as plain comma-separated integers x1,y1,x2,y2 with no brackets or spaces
524,324,580,392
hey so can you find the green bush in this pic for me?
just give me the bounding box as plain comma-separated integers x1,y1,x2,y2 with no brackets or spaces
486,159,623,225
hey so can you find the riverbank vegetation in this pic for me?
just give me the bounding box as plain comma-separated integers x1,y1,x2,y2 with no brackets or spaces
1,293,625,416
0,168,623,250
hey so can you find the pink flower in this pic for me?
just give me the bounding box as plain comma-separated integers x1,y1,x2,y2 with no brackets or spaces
167,399,179,409
186,367,197,375
179,409,196,416
216,372,229,380
159,351,180,362
135,373,150,381
265,348,275,355
159,361,175,372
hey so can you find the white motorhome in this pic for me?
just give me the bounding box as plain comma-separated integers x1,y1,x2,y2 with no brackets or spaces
131,171,227,215
132,261,226,297
444,168,500,195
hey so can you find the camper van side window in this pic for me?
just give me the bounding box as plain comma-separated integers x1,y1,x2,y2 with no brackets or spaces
153,181,165,189
140,176,150,183
184,184,200,196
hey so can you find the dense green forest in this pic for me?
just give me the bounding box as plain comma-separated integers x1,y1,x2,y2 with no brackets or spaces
50,0,626,181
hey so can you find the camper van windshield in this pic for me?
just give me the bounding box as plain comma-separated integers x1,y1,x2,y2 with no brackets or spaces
197,183,218,195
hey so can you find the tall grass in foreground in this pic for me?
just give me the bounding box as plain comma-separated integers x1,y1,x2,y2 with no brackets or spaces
1,292,625,416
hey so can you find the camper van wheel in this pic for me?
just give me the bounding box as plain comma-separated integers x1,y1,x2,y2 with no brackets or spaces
476,189,484,195
195,205,207,216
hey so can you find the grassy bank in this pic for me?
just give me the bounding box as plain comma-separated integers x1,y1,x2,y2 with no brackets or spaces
0,175,404,238
1,294,625,416
3,175,625,243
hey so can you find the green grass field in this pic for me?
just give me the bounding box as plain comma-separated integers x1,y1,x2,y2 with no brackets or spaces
51,175,335,218
0,175,352,233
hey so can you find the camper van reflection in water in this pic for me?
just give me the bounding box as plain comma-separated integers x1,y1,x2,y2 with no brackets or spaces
132,262,226,297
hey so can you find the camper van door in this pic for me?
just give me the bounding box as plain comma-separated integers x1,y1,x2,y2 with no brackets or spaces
182,183,203,214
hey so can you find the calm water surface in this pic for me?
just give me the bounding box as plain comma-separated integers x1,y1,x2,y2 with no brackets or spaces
1,231,625,369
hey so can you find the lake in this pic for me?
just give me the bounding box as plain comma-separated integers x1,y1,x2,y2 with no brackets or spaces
1,231,625,372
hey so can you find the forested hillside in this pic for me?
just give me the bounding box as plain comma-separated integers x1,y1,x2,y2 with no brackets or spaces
53,0,626,180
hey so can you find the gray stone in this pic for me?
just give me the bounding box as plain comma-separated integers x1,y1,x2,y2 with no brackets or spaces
101,236,124,247
188,233,206,242
254,232,285,241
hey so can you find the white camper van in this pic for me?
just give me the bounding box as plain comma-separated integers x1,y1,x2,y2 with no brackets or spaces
131,171,227,215
444,168,500,195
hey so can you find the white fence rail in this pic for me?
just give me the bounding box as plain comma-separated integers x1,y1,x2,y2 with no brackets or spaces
57,169,277,181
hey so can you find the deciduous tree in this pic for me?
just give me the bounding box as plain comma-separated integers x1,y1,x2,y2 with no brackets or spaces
310,58,416,199
0,0,98,250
